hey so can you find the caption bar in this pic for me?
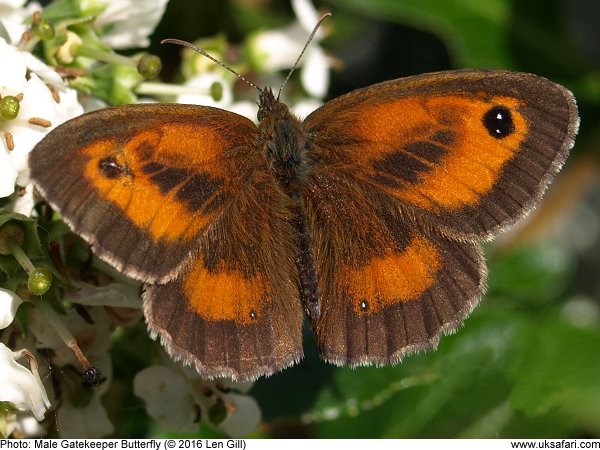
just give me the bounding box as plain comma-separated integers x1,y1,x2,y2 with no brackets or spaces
0,441,246,450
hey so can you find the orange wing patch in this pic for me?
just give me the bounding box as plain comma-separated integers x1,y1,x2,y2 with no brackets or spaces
348,95,528,210
341,234,442,314
183,262,268,325
82,125,230,243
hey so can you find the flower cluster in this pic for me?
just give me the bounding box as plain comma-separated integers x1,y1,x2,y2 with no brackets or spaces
0,0,330,439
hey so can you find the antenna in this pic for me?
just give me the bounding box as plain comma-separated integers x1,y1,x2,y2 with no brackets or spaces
161,38,262,92
162,12,331,99
278,12,331,100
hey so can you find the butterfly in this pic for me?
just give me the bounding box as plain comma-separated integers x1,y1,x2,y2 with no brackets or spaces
29,60,579,381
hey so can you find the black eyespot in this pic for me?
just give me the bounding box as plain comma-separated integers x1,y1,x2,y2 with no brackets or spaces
249,310,258,320
99,156,127,179
359,300,369,312
483,106,515,139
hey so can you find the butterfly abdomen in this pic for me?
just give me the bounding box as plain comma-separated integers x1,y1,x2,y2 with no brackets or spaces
293,207,321,320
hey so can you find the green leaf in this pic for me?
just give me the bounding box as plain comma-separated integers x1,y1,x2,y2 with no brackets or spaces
329,0,515,68
71,63,143,105
328,0,585,75
509,316,600,434
487,243,575,305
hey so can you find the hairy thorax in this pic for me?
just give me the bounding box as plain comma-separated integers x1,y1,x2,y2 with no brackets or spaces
257,89,312,198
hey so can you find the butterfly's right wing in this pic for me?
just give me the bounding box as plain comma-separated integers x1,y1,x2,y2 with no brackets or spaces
300,70,576,366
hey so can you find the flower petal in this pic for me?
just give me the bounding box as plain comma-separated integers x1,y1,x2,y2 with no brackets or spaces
0,150,17,197
218,393,261,438
0,1,39,45
0,288,23,329
0,39,27,89
57,396,114,438
0,344,51,421
292,0,322,35
300,46,329,98
7,182,35,215
292,98,322,119
247,24,305,72
134,365,199,432
96,0,169,49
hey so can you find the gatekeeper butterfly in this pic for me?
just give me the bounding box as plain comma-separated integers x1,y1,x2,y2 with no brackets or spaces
29,30,579,381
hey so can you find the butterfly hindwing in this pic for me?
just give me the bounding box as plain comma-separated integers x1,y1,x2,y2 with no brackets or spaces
144,173,303,380
304,172,485,365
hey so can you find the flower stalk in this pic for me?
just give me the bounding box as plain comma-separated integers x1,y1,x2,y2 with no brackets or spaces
35,298,92,371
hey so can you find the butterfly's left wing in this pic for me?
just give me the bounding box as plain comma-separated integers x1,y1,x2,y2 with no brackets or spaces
302,70,577,365
30,104,304,380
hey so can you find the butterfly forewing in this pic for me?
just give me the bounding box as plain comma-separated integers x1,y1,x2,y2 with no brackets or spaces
30,104,258,282
304,70,578,239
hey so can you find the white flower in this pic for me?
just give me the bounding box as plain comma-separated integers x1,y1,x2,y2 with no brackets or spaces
134,364,262,437
0,343,51,421
0,0,41,45
0,413,46,438
134,365,199,432
218,393,262,438
292,98,322,120
246,0,330,98
0,288,23,329
0,38,83,198
6,182,34,215
95,0,169,49
57,395,114,438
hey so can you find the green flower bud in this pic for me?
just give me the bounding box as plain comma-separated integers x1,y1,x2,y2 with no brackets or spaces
32,19,55,41
137,54,162,80
210,82,224,102
28,267,53,296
